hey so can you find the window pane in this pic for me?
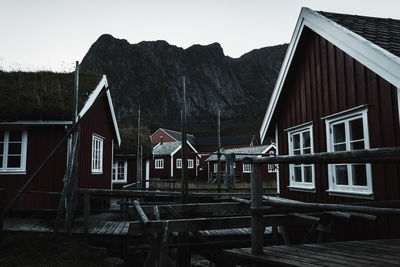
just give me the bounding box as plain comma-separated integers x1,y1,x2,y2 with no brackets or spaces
7,155,21,168
0,131,4,141
8,131,22,142
302,131,310,148
352,164,367,186
303,148,311,154
0,156,2,167
293,134,300,149
335,165,348,185
8,143,21,154
350,118,364,141
293,149,301,155
304,165,312,183
333,123,345,143
334,144,346,151
294,166,302,182
0,142,3,154
350,141,364,150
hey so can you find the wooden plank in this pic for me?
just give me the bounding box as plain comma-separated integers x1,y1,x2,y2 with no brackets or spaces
251,163,264,255
134,200,149,225
325,242,400,261
89,220,106,234
105,221,120,235
112,221,127,235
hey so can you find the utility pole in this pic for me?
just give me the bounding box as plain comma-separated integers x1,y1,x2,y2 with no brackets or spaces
136,106,142,188
180,76,188,204
217,109,221,192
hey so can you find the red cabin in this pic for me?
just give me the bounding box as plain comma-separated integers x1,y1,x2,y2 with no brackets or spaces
260,8,400,238
0,72,120,209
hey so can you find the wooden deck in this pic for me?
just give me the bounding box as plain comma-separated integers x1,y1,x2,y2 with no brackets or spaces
225,239,400,266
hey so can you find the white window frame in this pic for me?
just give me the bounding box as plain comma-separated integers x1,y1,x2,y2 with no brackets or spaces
91,134,104,174
243,163,252,173
287,122,315,190
325,106,373,197
176,158,182,169
213,163,218,173
0,130,28,174
112,160,127,183
188,159,194,169
155,158,164,169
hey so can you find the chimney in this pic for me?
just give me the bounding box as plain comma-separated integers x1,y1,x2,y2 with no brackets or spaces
160,136,163,144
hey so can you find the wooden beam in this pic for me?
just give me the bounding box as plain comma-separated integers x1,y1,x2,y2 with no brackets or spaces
251,162,264,255
260,197,400,215
251,147,400,164
232,197,250,204
290,213,320,223
134,200,149,225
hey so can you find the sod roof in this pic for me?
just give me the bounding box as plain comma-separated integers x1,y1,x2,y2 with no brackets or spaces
0,71,103,121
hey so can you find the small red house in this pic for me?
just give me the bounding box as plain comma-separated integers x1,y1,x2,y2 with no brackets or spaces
150,128,196,144
0,71,120,209
259,8,400,238
112,154,152,189
205,145,276,184
151,141,200,179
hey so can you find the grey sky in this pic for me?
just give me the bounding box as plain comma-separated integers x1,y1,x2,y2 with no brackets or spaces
1,0,399,72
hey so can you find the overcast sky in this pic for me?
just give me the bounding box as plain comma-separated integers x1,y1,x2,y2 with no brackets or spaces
1,0,399,72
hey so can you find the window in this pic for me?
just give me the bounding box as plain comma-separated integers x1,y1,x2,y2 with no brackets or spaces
196,158,199,166
155,159,164,169
243,163,252,173
325,106,372,196
0,130,28,174
188,159,194,169
268,151,278,173
176,158,182,169
91,134,103,174
112,161,127,183
287,123,315,190
213,163,218,173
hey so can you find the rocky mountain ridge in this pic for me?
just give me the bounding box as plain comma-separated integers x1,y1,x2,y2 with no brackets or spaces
80,34,287,136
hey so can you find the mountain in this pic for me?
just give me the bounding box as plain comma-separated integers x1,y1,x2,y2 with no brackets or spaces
80,34,287,136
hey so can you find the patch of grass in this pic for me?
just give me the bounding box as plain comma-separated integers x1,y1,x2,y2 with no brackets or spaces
0,232,109,267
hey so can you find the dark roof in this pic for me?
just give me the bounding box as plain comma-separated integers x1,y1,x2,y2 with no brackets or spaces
160,128,196,144
205,145,273,162
195,135,255,147
0,71,103,121
318,11,400,57
153,141,181,156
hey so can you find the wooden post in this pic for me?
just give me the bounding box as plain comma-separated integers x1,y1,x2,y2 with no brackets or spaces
159,221,170,267
180,76,188,204
0,188,5,236
73,61,79,123
134,200,149,225
251,161,264,255
217,109,221,192
83,192,90,235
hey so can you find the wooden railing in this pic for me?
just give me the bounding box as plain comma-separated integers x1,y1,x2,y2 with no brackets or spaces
249,146,400,255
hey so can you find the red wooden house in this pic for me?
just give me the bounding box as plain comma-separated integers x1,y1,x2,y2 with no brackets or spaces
0,71,120,209
259,8,400,238
150,128,196,144
112,153,152,189
205,144,276,184
151,140,200,179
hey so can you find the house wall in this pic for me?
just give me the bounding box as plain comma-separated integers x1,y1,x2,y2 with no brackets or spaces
151,129,176,144
272,27,400,238
112,156,150,190
150,155,171,179
0,125,67,209
171,150,199,179
78,94,115,191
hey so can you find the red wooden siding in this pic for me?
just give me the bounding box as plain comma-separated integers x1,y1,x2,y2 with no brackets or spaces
271,27,400,238
0,126,67,209
151,129,177,144
78,94,115,190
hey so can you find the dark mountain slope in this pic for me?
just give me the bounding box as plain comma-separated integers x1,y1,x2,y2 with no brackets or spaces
80,34,287,135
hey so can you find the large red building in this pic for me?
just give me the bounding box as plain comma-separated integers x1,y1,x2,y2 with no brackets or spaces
260,8,400,238
0,72,120,209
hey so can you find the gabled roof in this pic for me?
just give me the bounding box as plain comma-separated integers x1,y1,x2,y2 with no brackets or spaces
151,128,197,144
0,71,121,145
153,140,199,157
205,144,274,162
260,7,400,143
195,135,255,147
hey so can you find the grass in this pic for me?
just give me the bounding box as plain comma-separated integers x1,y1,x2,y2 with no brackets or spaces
0,232,109,267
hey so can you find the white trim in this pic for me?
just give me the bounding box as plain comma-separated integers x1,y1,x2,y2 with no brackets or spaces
170,145,182,157
170,156,174,177
188,159,194,169
0,130,28,175
155,158,164,169
0,121,72,125
112,160,128,184
176,158,182,169
78,76,121,146
397,88,400,126
275,123,280,194
243,163,252,173
146,160,150,188
260,7,400,143
321,105,369,120
284,121,314,132
324,106,373,197
213,163,218,173
170,140,199,157
111,140,114,189
91,134,104,174
287,123,315,190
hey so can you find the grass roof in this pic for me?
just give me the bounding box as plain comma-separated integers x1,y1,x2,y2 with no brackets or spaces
0,71,103,121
